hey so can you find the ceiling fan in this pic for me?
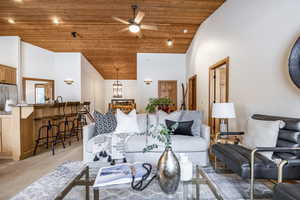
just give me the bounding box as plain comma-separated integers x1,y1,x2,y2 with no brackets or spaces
112,5,158,38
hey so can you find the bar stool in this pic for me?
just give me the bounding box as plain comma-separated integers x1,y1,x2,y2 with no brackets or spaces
56,102,81,145
33,119,65,156
72,112,86,139
33,103,66,155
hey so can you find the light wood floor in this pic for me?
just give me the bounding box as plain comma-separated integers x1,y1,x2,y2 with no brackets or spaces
0,141,83,200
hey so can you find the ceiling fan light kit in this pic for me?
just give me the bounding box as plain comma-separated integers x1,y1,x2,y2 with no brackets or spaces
112,5,158,38
129,24,140,33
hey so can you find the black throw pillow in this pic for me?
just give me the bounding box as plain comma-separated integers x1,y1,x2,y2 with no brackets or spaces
93,111,117,136
165,119,194,136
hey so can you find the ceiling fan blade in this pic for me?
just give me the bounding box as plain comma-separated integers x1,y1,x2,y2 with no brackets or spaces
141,24,158,31
112,16,130,25
119,27,129,32
134,11,145,24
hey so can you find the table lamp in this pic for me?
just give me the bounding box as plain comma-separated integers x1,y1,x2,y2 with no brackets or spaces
212,102,236,132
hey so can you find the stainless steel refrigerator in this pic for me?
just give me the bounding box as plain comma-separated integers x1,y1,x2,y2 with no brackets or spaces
0,84,18,111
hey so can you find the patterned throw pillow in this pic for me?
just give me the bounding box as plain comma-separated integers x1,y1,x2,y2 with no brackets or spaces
93,111,117,136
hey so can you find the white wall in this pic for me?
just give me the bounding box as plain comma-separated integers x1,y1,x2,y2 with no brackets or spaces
137,53,186,113
0,36,21,99
53,53,82,101
81,55,105,112
0,36,20,68
21,42,82,102
104,80,137,112
0,37,105,106
22,42,54,79
186,0,300,131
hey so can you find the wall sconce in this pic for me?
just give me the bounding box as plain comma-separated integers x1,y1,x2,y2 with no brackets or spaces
64,78,74,85
144,78,153,85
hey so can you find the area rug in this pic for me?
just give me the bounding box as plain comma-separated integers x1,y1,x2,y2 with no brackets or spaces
64,166,273,200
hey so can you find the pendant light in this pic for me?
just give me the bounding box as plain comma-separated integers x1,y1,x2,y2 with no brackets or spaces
112,68,123,98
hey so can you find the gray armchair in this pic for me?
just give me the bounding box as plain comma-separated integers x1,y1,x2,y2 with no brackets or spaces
212,115,300,200
250,147,300,200
272,158,300,200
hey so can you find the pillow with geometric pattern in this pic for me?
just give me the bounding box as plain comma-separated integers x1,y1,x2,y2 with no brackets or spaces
93,110,117,137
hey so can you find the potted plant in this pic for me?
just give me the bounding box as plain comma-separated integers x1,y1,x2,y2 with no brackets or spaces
145,97,172,113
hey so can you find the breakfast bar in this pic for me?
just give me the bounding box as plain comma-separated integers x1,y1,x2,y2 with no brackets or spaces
0,102,87,161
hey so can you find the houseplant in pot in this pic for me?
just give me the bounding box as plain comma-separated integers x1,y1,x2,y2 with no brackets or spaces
145,97,172,113
142,123,180,195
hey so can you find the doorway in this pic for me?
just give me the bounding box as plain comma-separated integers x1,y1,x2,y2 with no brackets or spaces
188,75,197,110
158,80,177,110
208,57,229,138
23,77,54,104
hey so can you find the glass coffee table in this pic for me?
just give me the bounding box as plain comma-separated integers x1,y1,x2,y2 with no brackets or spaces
87,161,222,200
10,161,222,200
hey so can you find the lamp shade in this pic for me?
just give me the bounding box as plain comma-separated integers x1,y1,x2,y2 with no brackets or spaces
212,103,236,119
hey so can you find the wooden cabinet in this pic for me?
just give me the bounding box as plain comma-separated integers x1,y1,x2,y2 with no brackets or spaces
0,65,16,84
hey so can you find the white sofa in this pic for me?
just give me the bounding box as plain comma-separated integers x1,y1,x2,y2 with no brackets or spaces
83,112,210,166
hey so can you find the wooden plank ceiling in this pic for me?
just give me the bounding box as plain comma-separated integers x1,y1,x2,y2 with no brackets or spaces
0,0,224,79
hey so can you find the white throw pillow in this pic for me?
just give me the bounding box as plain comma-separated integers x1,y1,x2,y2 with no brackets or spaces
114,109,140,134
243,118,282,160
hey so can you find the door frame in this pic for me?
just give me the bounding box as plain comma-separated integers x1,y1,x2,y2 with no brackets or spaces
208,57,230,130
22,77,55,101
188,75,197,110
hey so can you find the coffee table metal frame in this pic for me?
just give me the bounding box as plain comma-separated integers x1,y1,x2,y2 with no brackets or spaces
54,165,90,200
55,163,222,200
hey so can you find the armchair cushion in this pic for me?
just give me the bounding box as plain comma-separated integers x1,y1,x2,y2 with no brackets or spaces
243,118,282,160
273,183,300,200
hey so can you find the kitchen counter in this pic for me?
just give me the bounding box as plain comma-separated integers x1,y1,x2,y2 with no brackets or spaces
0,111,11,116
0,101,86,160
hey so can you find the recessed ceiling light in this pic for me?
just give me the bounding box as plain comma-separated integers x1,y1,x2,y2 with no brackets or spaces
52,18,60,24
183,29,188,34
8,19,15,24
167,39,173,46
129,24,140,33
14,0,23,3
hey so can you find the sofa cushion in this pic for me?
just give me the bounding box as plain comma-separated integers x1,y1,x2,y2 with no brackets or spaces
157,110,181,126
126,134,208,152
137,113,157,133
178,110,203,136
93,111,117,137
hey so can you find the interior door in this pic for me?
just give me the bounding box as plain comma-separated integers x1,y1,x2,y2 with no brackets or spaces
158,80,177,110
188,75,197,110
208,58,229,139
35,84,46,104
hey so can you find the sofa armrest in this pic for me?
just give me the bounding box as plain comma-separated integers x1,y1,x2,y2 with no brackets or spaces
201,124,210,144
83,123,95,145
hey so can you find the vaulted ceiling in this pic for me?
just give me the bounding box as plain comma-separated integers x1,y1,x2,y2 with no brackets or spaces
0,0,224,79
